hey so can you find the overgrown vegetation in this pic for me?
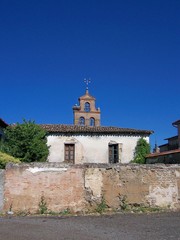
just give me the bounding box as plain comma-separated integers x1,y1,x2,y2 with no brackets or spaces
38,196,71,216
132,138,150,164
95,197,108,214
128,205,163,213
119,195,128,210
0,151,20,169
118,194,165,213
38,196,48,214
3,194,168,216
47,208,71,216
0,119,49,163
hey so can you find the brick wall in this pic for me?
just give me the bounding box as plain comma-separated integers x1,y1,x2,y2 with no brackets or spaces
2,163,180,213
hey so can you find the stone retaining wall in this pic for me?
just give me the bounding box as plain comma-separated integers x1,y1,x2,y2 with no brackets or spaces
2,163,180,213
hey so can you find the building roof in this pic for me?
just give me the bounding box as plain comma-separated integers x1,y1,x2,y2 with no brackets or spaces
0,118,8,128
158,143,168,148
146,148,180,158
164,135,178,141
40,124,153,135
172,119,180,127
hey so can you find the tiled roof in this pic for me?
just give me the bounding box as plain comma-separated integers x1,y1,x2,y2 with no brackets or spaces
158,143,168,147
40,124,153,135
172,119,180,126
146,149,180,158
164,135,178,140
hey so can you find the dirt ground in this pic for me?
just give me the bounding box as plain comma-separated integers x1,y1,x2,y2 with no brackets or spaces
0,212,180,240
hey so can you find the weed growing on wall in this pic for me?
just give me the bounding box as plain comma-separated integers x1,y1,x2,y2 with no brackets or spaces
95,197,107,214
119,195,129,211
60,208,71,215
118,195,166,213
38,196,48,214
47,209,71,216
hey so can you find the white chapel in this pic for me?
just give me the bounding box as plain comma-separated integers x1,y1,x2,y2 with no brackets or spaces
41,83,153,164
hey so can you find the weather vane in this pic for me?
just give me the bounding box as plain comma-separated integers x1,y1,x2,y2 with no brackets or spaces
84,78,91,90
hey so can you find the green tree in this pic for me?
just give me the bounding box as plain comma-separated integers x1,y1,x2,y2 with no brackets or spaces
1,120,49,162
132,138,150,164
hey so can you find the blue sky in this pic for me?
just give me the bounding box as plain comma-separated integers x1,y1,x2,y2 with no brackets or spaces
0,0,179,147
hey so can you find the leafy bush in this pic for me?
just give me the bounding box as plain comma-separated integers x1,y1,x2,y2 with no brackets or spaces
0,151,20,169
132,138,150,164
1,120,49,163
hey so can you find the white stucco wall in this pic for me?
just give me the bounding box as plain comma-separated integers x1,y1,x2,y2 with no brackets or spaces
47,134,149,164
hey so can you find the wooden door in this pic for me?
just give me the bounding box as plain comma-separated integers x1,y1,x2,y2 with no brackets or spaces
64,144,75,163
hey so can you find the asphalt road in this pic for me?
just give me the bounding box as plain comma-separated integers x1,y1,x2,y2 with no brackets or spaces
0,212,180,240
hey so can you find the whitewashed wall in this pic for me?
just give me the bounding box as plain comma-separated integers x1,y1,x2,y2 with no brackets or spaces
47,134,149,164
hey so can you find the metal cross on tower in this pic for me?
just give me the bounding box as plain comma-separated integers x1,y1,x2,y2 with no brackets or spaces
84,78,91,90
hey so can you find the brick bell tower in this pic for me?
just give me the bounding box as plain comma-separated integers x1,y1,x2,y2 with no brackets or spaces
72,79,101,126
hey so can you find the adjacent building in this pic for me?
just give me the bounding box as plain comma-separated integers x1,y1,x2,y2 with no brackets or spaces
172,120,180,150
157,120,180,153
146,119,180,164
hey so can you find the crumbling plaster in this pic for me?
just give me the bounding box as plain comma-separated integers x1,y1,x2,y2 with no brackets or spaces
2,163,180,213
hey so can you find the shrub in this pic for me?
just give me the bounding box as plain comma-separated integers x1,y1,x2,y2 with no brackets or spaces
132,138,150,164
0,151,20,169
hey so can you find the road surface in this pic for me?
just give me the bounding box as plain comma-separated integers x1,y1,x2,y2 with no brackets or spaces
0,212,180,240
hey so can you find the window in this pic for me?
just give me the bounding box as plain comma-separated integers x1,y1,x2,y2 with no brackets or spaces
109,144,119,163
64,144,75,163
84,102,90,112
79,117,85,126
89,117,95,126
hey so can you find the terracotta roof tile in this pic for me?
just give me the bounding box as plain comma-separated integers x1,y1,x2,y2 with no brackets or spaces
146,148,180,158
164,135,178,140
40,124,153,135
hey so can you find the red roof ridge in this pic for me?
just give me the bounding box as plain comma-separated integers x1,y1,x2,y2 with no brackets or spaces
39,124,153,135
147,148,180,158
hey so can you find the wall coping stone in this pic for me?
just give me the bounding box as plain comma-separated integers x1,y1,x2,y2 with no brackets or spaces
5,162,180,170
